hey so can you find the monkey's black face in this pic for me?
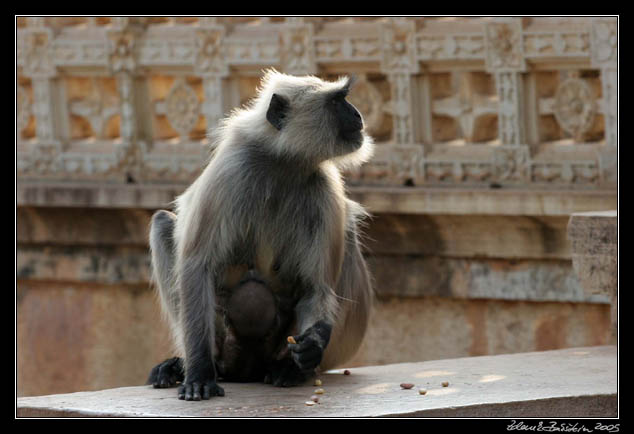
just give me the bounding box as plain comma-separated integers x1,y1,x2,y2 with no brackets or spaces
329,91,364,148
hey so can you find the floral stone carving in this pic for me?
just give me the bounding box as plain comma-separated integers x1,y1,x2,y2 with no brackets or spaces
552,78,595,141
165,79,201,139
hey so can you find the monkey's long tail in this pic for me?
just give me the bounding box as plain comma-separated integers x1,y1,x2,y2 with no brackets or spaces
149,210,180,323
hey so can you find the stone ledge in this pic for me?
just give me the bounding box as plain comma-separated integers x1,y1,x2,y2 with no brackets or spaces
17,345,617,418
17,181,617,216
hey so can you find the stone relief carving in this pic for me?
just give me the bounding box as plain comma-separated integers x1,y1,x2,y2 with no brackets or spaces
195,28,228,76
116,73,136,142
16,17,614,188
600,68,617,147
387,73,414,144
21,30,55,77
591,19,617,65
431,72,498,143
280,24,316,75
492,146,529,182
552,78,596,141
495,71,524,145
32,78,56,142
380,19,418,74
164,79,201,140
68,79,120,140
523,32,590,57
417,34,484,60
108,31,137,73
485,21,525,72
17,85,32,136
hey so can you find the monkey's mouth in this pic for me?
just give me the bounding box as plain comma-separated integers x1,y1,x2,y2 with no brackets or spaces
340,128,364,148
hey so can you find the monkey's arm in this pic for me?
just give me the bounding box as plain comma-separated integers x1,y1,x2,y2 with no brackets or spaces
266,287,336,387
288,292,335,374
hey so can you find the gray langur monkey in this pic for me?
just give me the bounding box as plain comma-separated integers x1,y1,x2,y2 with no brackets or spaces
147,69,375,401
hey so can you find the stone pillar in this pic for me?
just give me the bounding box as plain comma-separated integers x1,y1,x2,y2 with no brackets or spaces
107,26,142,179
380,18,419,145
568,210,617,340
591,18,618,186
494,71,525,145
194,24,229,134
484,19,526,146
20,26,62,174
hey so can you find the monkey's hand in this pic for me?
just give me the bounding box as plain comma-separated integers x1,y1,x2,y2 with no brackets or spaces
147,357,184,389
288,320,333,373
177,375,225,401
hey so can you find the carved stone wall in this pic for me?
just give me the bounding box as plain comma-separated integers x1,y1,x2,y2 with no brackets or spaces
16,17,617,397
17,16,617,188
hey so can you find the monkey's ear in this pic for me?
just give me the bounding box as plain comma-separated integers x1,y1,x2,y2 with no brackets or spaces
266,93,289,131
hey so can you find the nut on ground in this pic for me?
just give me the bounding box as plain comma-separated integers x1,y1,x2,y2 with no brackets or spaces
314,379,322,386
400,383,414,389
441,381,449,387
418,389,427,395
314,388,325,394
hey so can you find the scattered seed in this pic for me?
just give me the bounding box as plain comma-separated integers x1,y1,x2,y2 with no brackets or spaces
343,369,351,375
310,395,319,403
400,383,414,390
418,389,427,395
305,401,315,406
314,388,325,394
441,381,449,387
314,379,322,386
287,336,296,344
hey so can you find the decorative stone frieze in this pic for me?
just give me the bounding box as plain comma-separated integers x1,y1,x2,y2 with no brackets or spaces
15,17,617,189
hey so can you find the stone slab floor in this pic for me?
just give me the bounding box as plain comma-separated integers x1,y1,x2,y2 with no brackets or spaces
17,346,617,418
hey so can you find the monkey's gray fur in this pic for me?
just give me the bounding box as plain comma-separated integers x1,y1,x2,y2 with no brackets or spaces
149,69,374,400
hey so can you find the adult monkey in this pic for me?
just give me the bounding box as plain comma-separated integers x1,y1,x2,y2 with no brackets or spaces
147,69,374,401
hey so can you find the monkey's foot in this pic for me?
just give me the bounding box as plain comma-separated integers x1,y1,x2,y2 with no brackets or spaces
147,357,184,389
264,358,310,387
177,378,225,401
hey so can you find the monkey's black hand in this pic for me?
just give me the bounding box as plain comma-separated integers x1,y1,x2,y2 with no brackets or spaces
147,357,184,388
177,376,225,401
288,320,332,373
